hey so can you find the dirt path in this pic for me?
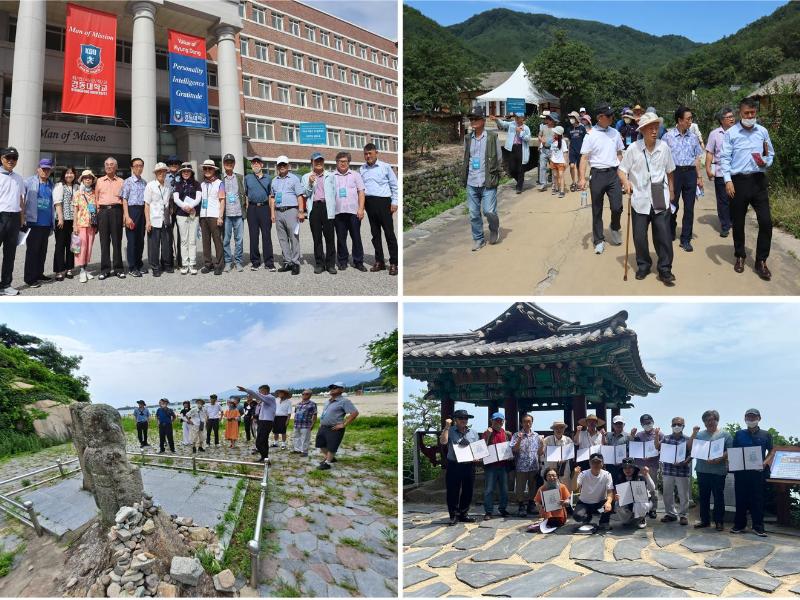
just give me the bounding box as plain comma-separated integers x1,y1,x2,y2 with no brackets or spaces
404,179,800,296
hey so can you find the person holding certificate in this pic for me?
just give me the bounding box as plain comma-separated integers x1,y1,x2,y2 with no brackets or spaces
511,414,545,517
731,408,773,537
542,420,575,487
691,409,732,531
659,416,693,525
440,410,480,525
613,458,657,529
605,415,631,481
629,413,664,519
529,467,571,533
571,453,615,531
573,415,604,472
482,412,513,520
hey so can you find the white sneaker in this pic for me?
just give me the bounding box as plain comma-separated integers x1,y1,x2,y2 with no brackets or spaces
280,443,286,450
594,242,605,255
609,229,623,246
235,264,244,272
1,286,19,296
225,263,233,272
189,267,198,275
270,441,278,447
85,271,94,280
180,267,189,275
79,271,88,283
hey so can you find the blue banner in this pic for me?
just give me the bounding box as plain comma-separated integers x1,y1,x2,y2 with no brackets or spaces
168,30,208,128
299,122,327,145
506,97,526,116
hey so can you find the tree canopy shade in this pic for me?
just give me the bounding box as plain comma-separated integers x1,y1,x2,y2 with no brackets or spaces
0,323,87,381
364,329,398,388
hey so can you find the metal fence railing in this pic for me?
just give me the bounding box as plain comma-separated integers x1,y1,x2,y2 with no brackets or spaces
127,450,266,480
248,463,270,588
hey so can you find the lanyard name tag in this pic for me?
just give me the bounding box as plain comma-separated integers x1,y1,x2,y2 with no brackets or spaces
88,203,96,214
38,197,49,210
471,157,481,170
275,192,283,205
338,187,347,198
626,136,632,146
226,192,237,204
201,197,208,209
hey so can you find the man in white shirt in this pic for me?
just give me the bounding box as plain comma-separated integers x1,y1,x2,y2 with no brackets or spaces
144,162,173,276
618,112,677,286
571,453,615,531
579,103,625,255
0,147,25,296
205,394,222,447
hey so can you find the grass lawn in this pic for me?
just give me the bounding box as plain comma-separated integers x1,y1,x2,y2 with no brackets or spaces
771,184,800,240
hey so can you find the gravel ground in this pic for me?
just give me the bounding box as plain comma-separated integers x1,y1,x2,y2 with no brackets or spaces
7,219,398,297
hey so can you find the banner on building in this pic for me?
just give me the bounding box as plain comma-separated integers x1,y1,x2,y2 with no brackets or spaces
299,122,328,145
168,30,208,128
61,3,117,118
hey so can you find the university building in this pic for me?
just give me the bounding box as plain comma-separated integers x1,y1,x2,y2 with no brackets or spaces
0,0,397,179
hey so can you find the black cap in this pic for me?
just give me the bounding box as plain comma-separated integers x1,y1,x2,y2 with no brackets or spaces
137,400,146,405
595,102,614,117
452,409,474,420
1,147,19,158
467,106,486,120
165,155,181,165
223,153,236,163
589,452,603,462
640,413,653,424
621,457,636,467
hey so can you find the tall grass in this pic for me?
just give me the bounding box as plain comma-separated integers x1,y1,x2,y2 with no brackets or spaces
0,431,67,460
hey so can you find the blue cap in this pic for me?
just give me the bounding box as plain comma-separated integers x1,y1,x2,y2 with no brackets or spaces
39,158,54,169
491,412,505,420
310,152,324,162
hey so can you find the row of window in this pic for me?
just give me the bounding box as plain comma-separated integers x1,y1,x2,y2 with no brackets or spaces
241,76,397,123
245,117,396,152
239,1,397,69
239,37,395,95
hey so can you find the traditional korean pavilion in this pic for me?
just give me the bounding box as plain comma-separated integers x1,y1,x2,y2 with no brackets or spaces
404,303,661,445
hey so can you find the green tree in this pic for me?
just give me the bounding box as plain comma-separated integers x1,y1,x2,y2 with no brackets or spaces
742,47,785,84
403,392,443,485
404,39,480,113
363,329,398,388
0,323,87,382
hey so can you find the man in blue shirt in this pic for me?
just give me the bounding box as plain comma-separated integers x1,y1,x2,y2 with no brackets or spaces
121,158,148,277
731,408,773,536
155,398,176,453
440,409,480,525
720,98,776,280
244,156,275,272
360,143,399,276
23,158,55,288
663,106,704,252
133,400,151,448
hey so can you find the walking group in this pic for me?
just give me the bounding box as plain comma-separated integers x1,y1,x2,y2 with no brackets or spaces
441,407,773,537
462,98,776,285
131,382,359,472
0,144,398,295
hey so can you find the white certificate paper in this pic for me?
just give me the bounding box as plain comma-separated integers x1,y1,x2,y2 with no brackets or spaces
454,443,473,463
616,481,634,505
744,446,763,470
631,480,649,503
541,488,563,513
546,445,562,463
576,444,601,463
645,440,660,458
561,443,575,461
676,441,687,463
691,439,710,460
17,228,29,247
470,439,490,461
709,437,726,460
628,441,645,459
601,445,617,465
615,444,627,464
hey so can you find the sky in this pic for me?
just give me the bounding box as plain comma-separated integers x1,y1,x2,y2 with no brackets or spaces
404,302,799,436
406,0,789,43
2,302,396,408
303,0,398,41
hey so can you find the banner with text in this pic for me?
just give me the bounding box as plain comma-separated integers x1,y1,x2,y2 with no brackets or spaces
61,3,117,118
168,30,208,128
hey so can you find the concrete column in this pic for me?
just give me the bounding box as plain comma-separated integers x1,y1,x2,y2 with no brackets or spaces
215,24,243,175
130,1,158,173
8,0,46,177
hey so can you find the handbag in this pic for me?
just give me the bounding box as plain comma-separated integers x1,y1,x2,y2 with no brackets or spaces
642,146,667,212
70,232,81,254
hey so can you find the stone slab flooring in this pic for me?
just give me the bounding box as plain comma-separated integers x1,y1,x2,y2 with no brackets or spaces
404,504,800,597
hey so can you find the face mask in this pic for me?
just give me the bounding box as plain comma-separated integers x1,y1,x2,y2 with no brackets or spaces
643,424,653,432
672,425,684,434
623,118,631,124
546,480,558,489
741,118,757,128
745,419,760,429
569,118,577,125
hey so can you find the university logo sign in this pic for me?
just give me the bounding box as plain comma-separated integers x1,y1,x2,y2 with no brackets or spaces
78,44,103,74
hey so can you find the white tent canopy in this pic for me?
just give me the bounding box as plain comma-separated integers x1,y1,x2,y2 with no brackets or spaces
477,62,550,105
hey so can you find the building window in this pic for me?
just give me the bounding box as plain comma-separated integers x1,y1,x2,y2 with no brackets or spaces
341,100,350,115
360,46,367,59
345,131,366,148
328,96,337,112
392,58,397,69
324,63,333,79
364,75,372,89
252,5,265,24
242,76,252,97
281,123,298,142
373,135,389,151
117,40,133,64
156,46,170,69
386,81,393,95
312,92,323,109
382,54,388,66
334,36,342,51
293,53,303,70
277,85,290,104
351,71,359,86
8,16,16,42
327,130,341,147
247,118,274,141
238,1,245,18
275,47,286,66
309,58,319,75
339,67,346,82
391,138,398,152
389,110,397,123
295,88,307,107
45,25,65,52
255,41,268,61
371,50,378,62
207,65,218,88
306,25,316,42
377,107,386,121
239,37,249,57
367,104,375,119
354,102,364,117
290,20,300,36
320,31,329,46
209,111,220,134
348,41,355,55
375,79,383,93
258,79,271,100
271,12,284,30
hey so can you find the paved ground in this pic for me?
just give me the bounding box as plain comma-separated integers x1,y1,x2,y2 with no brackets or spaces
404,177,800,296
7,219,398,296
404,502,800,597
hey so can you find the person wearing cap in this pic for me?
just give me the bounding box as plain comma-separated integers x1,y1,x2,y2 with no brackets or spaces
613,457,657,529
331,152,366,271
272,389,293,450
179,400,193,446
133,400,151,448
542,420,575,487
549,125,568,198
605,415,631,480
619,109,639,150
172,162,201,275
0,147,25,295
120,157,148,277
292,389,317,456
659,416,693,525
663,106,704,253
237,384,276,463
221,153,247,273
720,98,776,281
510,413,544,516
186,398,207,454
164,155,183,268
538,112,559,192
360,143,399,273
155,398,176,454
52,166,79,282
244,156,275,272
463,106,502,251
579,103,625,254
491,112,531,194
632,105,644,120
22,158,55,288
270,156,306,275
628,414,664,518
731,408,773,536
482,412,512,519
199,159,226,275
578,107,591,124
573,414,605,472
567,111,587,192
691,409,732,530
615,107,630,132
144,162,173,277
705,107,735,239
571,453,614,531
316,382,359,470
302,152,336,275
618,111,677,285
440,409,480,525
72,170,99,283
95,157,126,280
636,106,667,140
205,394,222,448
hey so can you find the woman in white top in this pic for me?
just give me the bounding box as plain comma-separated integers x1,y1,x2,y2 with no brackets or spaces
52,166,79,281
272,389,293,450
549,126,569,198
144,162,173,276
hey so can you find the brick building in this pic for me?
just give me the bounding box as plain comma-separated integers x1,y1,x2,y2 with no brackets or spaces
238,0,398,171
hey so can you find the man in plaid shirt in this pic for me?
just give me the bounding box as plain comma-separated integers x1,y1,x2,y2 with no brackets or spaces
659,416,694,525
292,389,318,456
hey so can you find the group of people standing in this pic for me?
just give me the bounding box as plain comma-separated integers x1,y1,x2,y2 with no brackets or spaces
462,98,776,285
441,408,773,536
0,144,398,295
131,382,359,472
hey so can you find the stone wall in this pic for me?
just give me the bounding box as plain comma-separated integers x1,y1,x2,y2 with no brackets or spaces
403,158,464,228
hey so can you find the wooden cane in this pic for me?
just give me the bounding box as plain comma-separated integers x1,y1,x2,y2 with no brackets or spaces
623,190,632,281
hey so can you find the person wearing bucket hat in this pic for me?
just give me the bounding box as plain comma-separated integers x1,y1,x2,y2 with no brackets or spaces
731,408,772,536
491,111,531,194
574,414,605,471
542,420,575,487
549,125,568,198
270,155,306,275
244,155,276,272
579,102,625,255
482,412,512,519
173,162,201,274
72,170,98,283
315,382,359,470
618,110,677,285
144,162,173,277
133,400,151,448
223,397,241,449
440,409,480,524
537,111,559,192
121,157,148,277
463,105,502,251
619,109,639,150
221,153,247,273
302,152,337,274
20,158,55,288
567,111,588,192
571,452,614,531
199,159,226,275
0,147,24,295
664,106,704,253
272,389,293,450
613,457,657,529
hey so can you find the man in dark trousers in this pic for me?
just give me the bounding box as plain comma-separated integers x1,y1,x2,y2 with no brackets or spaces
360,143,399,275
238,385,276,464
205,394,222,447
244,156,275,272
731,408,773,536
440,409,480,525
133,400,150,447
155,398,176,454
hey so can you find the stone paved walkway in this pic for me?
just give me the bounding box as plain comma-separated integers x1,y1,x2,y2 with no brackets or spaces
404,503,800,597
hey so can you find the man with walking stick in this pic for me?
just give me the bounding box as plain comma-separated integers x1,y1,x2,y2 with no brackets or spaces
618,111,676,285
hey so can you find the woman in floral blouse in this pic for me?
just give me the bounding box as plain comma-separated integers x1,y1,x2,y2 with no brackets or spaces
73,169,98,283
52,166,79,280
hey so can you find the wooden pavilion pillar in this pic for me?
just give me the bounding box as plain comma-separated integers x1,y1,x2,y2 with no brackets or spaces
563,405,572,430
571,395,587,433
595,401,607,428
441,394,455,430
611,405,621,419
504,396,518,433
488,401,499,427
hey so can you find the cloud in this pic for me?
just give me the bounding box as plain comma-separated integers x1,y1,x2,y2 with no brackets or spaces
301,0,397,40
